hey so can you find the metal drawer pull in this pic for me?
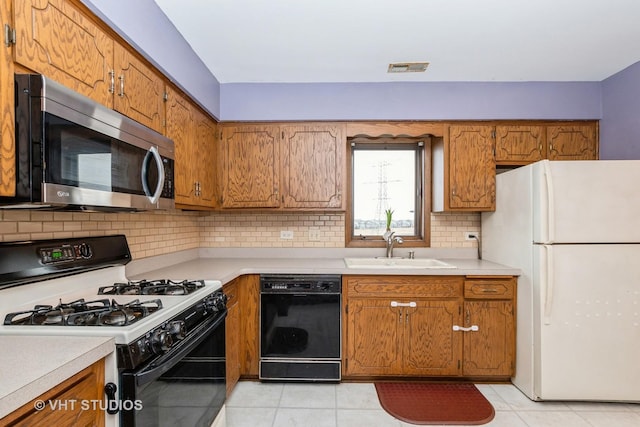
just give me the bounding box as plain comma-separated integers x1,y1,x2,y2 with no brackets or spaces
390,301,417,308
452,325,479,332
482,288,498,293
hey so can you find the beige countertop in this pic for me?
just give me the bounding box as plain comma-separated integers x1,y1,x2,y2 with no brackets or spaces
0,335,114,419
127,248,520,283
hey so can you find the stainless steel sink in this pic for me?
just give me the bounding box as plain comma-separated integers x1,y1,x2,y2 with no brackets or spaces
343,257,456,269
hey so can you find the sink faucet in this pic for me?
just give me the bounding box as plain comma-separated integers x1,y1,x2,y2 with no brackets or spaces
385,232,404,258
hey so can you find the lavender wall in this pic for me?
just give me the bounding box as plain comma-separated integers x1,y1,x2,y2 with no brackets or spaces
220,81,601,121
80,0,221,119
600,62,640,159
84,0,640,144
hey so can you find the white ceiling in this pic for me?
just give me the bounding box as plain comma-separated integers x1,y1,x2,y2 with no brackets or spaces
154,0,640,84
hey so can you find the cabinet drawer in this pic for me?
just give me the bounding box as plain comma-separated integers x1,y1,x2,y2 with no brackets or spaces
464,278,515,299
344,276,462,298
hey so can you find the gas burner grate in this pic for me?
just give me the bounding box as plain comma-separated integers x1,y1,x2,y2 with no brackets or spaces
98,279,205,296
3,298,163,326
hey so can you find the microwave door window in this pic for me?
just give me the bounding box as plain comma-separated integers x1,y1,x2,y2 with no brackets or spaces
45,114,149,196
61,135,112,191
111,142,146,195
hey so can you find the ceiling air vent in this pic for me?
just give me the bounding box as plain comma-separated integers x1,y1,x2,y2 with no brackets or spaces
388,62,429,73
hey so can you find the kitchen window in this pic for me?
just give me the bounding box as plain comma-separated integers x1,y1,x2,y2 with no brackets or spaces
346,137,431,248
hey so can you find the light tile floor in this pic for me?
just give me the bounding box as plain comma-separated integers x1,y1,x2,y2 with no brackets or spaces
225,381,640,427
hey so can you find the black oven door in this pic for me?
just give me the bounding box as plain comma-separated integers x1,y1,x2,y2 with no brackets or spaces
120,313,226,427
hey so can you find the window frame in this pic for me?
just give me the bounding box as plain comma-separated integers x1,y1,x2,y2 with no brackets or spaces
345,136,431,248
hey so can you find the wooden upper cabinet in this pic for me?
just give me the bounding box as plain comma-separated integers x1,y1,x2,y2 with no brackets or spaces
547,124,598,160
166,88,216,209
13,0,115,107
13,0,166,134
1,0,15,197
113,43,165,134
495,125,545,164
193,109,217,207
281,124,345,209
495,122,598,164
218,123,346,210
445,125,496,211
165,87,194,204
220,125,280,208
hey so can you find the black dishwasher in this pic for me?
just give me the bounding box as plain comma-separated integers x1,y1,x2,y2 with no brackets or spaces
259,274,341,381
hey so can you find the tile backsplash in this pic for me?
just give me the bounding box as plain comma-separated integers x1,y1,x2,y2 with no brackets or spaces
0,210,479,259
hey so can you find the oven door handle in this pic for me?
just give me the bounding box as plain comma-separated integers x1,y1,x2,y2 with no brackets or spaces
133,312,226,387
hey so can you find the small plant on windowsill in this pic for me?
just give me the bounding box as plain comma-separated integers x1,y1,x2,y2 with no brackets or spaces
383,208,394,240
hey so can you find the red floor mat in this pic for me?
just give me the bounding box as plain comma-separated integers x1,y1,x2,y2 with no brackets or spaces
374,382,495,425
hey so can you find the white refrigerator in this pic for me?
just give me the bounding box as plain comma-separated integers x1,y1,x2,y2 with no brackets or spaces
481,159,640,402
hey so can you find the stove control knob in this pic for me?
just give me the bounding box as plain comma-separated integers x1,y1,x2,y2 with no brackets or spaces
204,295,223,312
168,320,186,341
78,243,92,259
150,329,173,354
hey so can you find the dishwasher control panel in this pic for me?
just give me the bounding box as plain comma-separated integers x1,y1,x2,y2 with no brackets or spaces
260,274,341,294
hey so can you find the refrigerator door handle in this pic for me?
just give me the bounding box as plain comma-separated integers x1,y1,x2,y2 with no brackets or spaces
543,160,555,243
543,244,554,325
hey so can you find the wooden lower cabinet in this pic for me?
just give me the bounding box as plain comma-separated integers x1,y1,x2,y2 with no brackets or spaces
345,298,404,375
343,275,516,379
462,277,516,377
404,300,462,376
1,359,105,427
224,274,260,393
346,298,461,376
462,300,515,376
224,280,241,396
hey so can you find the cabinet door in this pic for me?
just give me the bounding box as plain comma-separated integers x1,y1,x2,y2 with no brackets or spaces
462,301,515,376
113,43,165,134
345,299,403,376
238,275,260,377
1,359,105,426
447,125,496,210
403,300,462,376
495,125,545,164
165,87,195,205
220,125,280,208
224,281,240,395
547,124,598,160
13,0,114,107
1,0,14,197
194,110,217,207
281,124,345,209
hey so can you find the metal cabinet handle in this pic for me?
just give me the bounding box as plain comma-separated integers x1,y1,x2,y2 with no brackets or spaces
390,301,417,308
119,74,125,97
109,70,115,94
452,325,479,332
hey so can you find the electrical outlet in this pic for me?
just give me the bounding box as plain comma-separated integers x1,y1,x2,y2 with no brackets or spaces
464,232,478,241
280,230,294,240
309,227,321,241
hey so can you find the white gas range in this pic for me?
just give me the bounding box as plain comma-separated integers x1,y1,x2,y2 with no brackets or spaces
0,235,227,427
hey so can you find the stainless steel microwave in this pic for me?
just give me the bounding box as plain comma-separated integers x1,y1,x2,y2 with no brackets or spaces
1,74,174,211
